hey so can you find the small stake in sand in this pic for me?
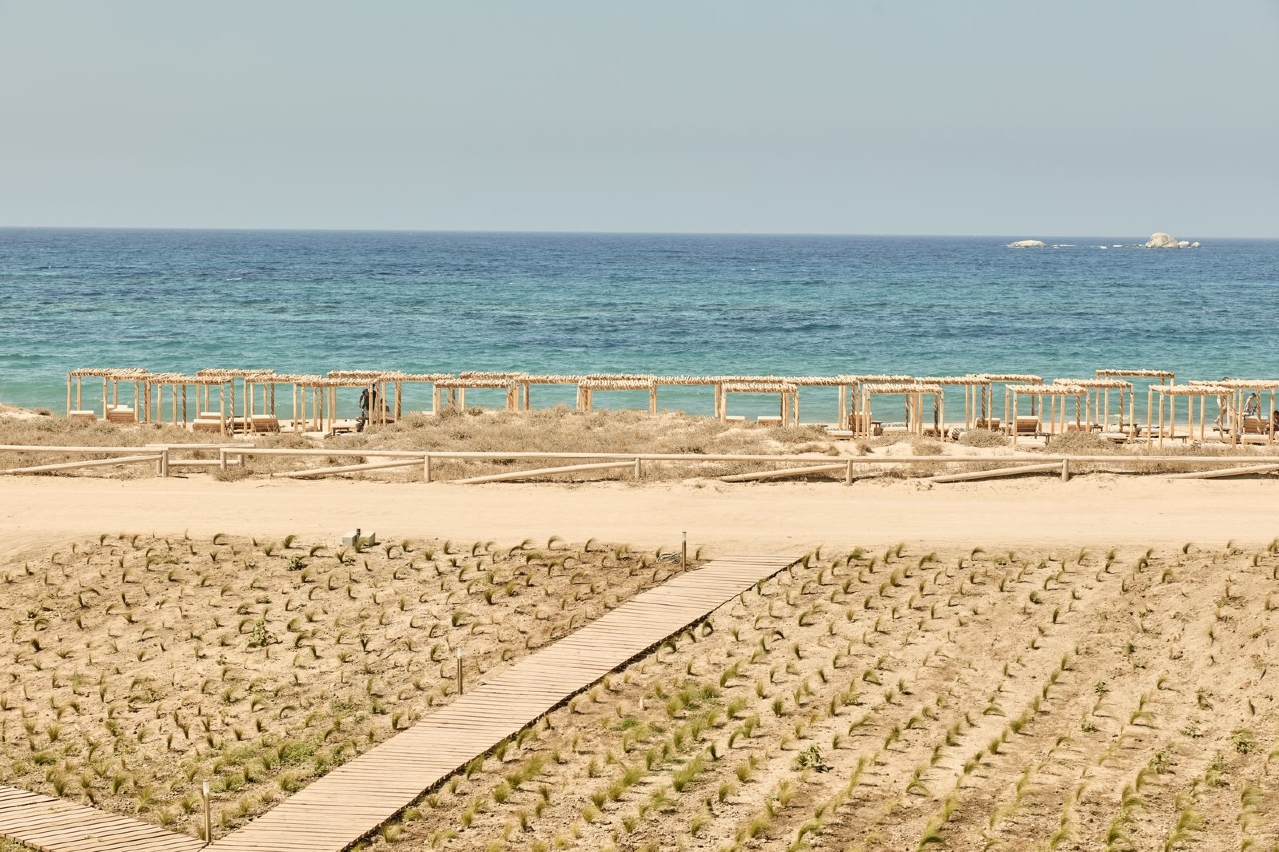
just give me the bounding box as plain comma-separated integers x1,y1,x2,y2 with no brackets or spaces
203,779,211,844
456,647,464,695
682,532,688,571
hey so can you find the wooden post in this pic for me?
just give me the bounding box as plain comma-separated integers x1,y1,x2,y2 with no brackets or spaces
681,532,687,571
649,385,657,416
203,780,211,843
634,457,642,480
1061,458,1069,482
1158,391,1165,449
456,648,464,695
845,458,853,486
423,454,432,483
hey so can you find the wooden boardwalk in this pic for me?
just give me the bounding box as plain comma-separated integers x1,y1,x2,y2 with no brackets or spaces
208,554,796,852
0,785,205,852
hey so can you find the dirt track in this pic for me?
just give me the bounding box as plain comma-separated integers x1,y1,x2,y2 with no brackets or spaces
2,474,1276,557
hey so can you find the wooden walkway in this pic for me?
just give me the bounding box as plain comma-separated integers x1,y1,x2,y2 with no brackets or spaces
0,785,205,852
208,554,796,852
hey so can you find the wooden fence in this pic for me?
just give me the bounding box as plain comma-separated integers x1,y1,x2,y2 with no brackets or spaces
2,444,1279,483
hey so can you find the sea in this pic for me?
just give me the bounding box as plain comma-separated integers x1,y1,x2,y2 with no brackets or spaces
2,229,1277,422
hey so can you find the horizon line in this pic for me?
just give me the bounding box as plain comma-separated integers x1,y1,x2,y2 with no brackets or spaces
0,225,1271,241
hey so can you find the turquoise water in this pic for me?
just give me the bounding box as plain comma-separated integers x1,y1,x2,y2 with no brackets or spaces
2,229,1276,421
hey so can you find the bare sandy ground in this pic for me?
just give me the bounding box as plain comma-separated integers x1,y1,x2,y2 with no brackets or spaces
1,474,1275,557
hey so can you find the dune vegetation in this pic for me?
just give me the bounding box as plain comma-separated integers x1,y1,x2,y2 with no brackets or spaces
3,535,1278,850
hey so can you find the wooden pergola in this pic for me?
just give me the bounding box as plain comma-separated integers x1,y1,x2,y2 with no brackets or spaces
1217,379,1279,445
841,375,915,432
576,376,659,414
279,375,329,433
515,374,581,411
390,372,456,417
141,373,196,427
327,370,403,426
435,375,523,413
1149,384,1233,447
1053,377,1135,437
915,376,991,433
1006,384,1087,446
851,383,942,438
1184,379,1279,446
66,368,149,422
777,376,845,427
720,381,800,426
976,374,1044,430
196,369,277,432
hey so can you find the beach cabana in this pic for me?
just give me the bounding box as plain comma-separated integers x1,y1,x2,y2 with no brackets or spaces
841,375,915,433
328,370,401,426
196,369,277,432
517,375,583,411
851,382,942,438
720,381,799,426
1149,384,1232,447
777,376,845,427
279,375,329,433
387,372,455,417
576,376,659,414
1006,384,1086,446
1217,380,1279,445
435,375,524,413
66,367,139,421
916,376,991,434
141,373,198,427
972,374,1044,430
1186,379,1279,446
1053,378,1135,438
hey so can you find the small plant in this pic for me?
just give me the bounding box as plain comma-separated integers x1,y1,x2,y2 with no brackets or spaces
795,744,829,772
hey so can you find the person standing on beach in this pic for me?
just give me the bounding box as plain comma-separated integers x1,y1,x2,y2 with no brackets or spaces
357,386,371,432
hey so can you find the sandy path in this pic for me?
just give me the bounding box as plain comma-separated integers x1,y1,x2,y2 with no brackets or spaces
1,474,1275,554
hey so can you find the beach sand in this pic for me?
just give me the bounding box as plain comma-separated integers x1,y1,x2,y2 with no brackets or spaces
1,474,1275,557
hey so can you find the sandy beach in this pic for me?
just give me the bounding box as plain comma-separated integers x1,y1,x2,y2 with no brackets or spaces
2,474,1276,558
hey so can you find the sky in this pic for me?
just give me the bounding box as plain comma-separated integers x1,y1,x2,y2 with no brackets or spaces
1,1,1276,237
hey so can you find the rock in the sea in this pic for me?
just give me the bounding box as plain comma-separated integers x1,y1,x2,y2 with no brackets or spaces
1178,241,1190,248
1008,239,1047,248
1145,232,1180,249
1191,241,1201,248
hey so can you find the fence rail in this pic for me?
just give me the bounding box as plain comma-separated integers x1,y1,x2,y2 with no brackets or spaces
3,444,1279,483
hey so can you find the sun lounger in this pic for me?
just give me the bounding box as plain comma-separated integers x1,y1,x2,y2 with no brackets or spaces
105,406,136,423
68,410,97,423
250,415,280,433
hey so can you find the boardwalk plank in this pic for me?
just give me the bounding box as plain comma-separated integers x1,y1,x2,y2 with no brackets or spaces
207,555,794,852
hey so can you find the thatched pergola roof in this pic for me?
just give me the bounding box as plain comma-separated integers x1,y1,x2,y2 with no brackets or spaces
579,377,657,391
1097,368,1174,380
1054,378,1134,390
977,373,1043,384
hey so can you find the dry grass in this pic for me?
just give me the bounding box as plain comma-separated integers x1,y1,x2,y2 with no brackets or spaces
4,538,1279,851
958,428,1009,448
0,407,840,482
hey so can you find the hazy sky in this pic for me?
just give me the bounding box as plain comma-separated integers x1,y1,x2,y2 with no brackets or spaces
2,1,1276,236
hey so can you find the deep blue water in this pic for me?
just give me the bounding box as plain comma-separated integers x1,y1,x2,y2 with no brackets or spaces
2,229,1277,420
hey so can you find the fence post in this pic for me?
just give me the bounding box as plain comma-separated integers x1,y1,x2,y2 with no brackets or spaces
634,457,642,480
1061,459,1069,482
218,448,227,471
423,454,432,483
845,459,853,486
